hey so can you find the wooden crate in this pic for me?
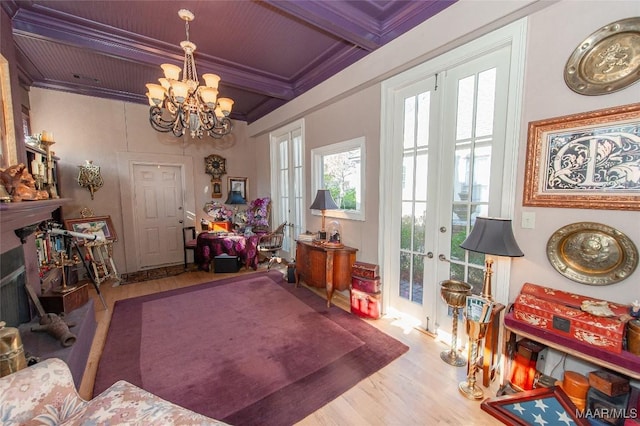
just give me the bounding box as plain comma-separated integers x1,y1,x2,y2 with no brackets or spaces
39,282,89,314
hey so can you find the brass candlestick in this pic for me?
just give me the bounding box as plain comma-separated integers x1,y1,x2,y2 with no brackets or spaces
459,317,490,400
52,252,81,293
439,280,471,367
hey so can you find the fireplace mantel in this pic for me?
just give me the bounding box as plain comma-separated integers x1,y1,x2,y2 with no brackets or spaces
0,198,70,254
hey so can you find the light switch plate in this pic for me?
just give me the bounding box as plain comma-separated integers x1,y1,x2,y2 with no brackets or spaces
522,212,535,229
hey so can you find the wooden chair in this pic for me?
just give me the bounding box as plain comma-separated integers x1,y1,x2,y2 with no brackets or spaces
183,226,197,269
257,222,287,269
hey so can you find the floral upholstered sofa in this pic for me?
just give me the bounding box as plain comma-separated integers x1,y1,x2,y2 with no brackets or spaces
0,358,228,425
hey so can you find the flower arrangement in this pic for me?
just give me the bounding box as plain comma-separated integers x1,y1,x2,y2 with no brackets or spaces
203,201,234,222
246,197,270,228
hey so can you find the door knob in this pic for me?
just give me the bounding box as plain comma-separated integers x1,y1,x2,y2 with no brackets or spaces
438,254,449,262
425,252,434,258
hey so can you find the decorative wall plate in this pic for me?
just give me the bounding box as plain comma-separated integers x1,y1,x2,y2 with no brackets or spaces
564,17,640,95
546,222,638,285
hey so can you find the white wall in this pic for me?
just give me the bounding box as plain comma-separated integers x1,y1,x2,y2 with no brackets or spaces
250,0,640,305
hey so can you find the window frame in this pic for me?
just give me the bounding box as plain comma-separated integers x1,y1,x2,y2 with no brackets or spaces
311,136,366,222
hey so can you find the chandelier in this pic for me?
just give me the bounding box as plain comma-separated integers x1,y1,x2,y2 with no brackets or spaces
145,9,234,139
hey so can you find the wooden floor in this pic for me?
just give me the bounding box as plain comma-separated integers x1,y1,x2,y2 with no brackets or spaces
79,265,502,425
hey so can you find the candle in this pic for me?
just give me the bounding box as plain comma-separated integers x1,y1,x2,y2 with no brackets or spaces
41,131,54,142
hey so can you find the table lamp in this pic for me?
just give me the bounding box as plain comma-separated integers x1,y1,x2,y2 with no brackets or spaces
310,189,338,240
225,190,246,205
225,191,246,228
459,217,523,301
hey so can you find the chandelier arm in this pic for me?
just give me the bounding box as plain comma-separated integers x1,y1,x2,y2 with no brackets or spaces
149,106,176,133
207,117,233,138
149,106,187,137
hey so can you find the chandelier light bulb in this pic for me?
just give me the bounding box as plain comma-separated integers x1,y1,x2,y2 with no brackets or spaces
202,74,221,89
161,63,181,80
218,98,234,117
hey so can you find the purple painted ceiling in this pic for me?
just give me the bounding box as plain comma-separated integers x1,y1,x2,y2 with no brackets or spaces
3,0,456,123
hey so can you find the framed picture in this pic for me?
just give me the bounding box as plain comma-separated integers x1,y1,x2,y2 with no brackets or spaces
228,176,248,201
481,386,589,426
523,103,640,210
64,215,117,245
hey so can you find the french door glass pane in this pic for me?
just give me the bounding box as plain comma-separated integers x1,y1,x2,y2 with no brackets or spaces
456,76,475,140
411,253,424,303
476,69,496,137
400,201,413,250
417,92,430,147
403,98,415,149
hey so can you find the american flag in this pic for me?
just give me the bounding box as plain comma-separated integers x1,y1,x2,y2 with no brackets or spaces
502,396,578,425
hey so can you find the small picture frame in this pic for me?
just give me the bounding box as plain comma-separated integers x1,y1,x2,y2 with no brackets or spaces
228,176,248,200
64,215,117,245
523,103,640,210
212,178,222,199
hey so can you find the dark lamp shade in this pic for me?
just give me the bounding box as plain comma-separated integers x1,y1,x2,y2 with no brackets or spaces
460,217,524,257
310,189,338,210
225,190,246,205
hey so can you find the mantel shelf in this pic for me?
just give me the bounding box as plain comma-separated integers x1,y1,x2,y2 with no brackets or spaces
0,198,71,253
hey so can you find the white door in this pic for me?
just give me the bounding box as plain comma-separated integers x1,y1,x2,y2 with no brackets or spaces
381,21,525,334
270,119,305,258
133,163,184,268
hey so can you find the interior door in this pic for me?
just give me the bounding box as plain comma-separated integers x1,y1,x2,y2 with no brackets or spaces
133,163,184,268
386,45,511,333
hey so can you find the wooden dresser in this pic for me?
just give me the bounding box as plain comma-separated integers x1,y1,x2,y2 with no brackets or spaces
294,240,357,307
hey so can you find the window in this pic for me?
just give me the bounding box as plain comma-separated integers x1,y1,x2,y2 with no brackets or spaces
311,137,365,221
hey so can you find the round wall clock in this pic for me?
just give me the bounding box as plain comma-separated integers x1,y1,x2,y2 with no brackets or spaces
204,154,226,179
564,17,640,95
546,222,638,285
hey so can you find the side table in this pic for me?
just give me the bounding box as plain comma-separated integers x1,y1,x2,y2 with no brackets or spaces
294,240,357,307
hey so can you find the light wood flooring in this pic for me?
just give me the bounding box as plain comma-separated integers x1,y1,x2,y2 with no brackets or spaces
80,265,502,425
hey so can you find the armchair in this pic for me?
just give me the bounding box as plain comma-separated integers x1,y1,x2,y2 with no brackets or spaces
257,222,287,269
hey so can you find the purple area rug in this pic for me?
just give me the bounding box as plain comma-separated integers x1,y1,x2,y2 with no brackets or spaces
94,270,408,425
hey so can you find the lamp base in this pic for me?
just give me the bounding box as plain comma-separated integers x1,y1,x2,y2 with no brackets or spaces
440,350,467,367
458,382,484,400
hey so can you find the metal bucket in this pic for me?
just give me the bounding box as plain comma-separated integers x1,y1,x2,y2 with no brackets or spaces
0,321,27,377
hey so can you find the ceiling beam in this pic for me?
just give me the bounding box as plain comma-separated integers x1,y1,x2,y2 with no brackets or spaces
264,0,381,51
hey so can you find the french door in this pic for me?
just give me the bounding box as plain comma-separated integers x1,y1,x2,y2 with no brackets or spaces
380,21,525,334
270,119,305,258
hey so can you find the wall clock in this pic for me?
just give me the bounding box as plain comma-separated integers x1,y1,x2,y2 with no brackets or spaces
204,154,227,180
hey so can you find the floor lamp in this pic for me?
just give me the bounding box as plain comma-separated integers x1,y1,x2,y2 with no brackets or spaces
458,216,523,399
